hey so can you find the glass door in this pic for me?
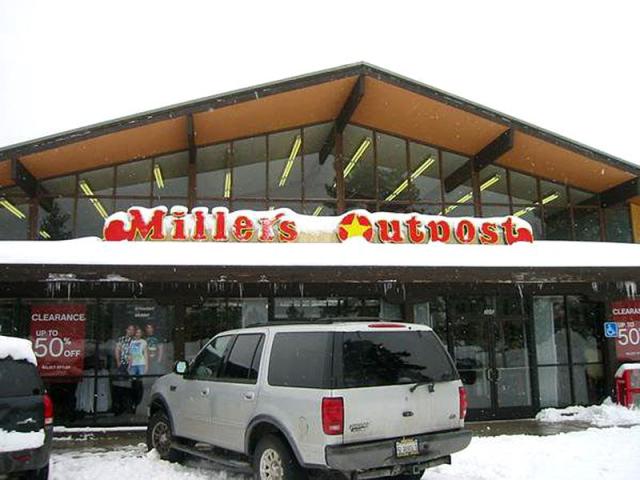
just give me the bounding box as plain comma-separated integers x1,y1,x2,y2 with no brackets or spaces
449,295,534,420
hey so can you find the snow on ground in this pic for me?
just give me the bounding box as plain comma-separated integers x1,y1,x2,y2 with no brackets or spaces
51,427,640,480
536,398,640,427
0,429,45,453
0,335,37,365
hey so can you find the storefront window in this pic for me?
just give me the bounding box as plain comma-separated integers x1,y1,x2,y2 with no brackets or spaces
409,142,440,203
413,297,447,333
116,159,152,196
153,151,189,198
39,199,74,240
343,125,374,200
302,123,337,200
185,300,242,360
196,143,230,198
479,165,509,204
274,298,339,321
0,300,17,336
76,197,113,238
604,207,632,242
41,175,76,196
233,135,267,198
509,171,538,204
376,133,409,202
573,208,601,241
512,205,543,240
268,129,303,199
0,193,29,240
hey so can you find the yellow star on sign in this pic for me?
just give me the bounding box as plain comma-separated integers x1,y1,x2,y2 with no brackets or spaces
340,215,372,239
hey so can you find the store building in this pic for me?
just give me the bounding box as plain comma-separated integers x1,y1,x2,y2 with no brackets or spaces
1,63,640,425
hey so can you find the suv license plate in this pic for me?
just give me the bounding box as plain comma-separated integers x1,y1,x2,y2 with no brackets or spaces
395,438,419,457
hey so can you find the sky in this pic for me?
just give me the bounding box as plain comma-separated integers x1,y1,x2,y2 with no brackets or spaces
0,0,639,165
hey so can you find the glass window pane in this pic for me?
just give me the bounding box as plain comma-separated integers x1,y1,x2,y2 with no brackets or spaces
604,207,632,242
567,296,603,364
197,143,231,198
39,199,74,240
116,160,152,196
443,204,474,217
0,195,29,240
274,298,340,321
343,125,374,199
572,364,605,405
268,130,302,199
540,180,568,207
76,197,113,238
220,334,263,382
303,123,336,200
510,171,538,204
233,136,266,198
543,207,572,240
232,200,266,211
442,152,472,204
116,198,151,212
268,332,333,388
185,300,241,360
41,175,77,196
378,202,413,213
481,205,511,217
533,296,569,365
570,188,599,206
413,203,442,215
512,205,543,240
267,201,301,213
191,335,233,380
79,167,114,196
538,366,572,407
479,165,508,204
302,202,337,217
409,143,440,203
153,152,189,198
573,208,601,241
376,133,408,202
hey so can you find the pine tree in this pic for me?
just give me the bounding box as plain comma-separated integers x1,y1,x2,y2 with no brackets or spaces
39,201,72,240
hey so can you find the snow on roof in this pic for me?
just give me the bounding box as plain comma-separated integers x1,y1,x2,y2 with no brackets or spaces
0,335,37,365
0,237,640,269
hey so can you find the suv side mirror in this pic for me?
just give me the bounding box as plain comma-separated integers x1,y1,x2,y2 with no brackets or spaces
174,360,188,375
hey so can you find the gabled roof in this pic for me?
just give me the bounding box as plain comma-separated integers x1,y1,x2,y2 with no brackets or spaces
0,62,637,193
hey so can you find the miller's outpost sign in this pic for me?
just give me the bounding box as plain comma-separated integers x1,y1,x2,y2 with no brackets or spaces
102,206,534,245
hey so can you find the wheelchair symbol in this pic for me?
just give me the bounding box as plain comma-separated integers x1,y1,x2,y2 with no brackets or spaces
604,322,619,338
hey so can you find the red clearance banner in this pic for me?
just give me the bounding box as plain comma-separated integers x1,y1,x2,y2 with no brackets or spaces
611,300,640,362
30,304,86,377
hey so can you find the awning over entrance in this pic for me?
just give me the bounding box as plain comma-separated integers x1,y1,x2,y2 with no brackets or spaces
1,238,640,283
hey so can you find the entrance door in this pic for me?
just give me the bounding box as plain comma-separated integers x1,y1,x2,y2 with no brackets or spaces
449,295,534,420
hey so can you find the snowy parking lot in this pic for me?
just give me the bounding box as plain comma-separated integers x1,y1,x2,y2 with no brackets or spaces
50,425,640,480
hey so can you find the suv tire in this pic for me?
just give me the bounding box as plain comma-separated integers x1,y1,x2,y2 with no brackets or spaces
254,434,306,480
25,464,49,480
147,411,183,463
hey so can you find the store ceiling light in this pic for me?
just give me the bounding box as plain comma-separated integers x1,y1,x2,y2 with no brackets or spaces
542,192,560,205
279,135,302,187
444,174,501,214
385,156,435,201
153,164,165,189
79,180,109,219
344,137,372,179
39,229,51,239
0,197,26,219
224,171,232,198
312,206,324,216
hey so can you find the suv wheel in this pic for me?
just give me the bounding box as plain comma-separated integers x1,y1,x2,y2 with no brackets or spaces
147,411,183,463
25,464,49,480
254,434,306,480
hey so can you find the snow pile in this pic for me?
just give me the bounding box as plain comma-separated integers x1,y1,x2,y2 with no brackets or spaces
49,428,640,480
536,398,640,427
0,335,37,365
0,429,45,453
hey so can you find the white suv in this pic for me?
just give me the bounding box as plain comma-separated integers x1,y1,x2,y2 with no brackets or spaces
147,321,471,480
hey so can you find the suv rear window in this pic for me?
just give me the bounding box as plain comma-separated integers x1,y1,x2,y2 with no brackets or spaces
0,359,43,397
268,332,333,388
339,330,457,388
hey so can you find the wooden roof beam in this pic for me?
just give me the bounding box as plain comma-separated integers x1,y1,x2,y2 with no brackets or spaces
600,177,640,207
444,128,513,193
319,75,365,165
9,159,53,211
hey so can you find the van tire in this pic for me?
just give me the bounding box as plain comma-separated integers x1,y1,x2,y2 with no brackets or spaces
253,434,306,480
147,411,183,463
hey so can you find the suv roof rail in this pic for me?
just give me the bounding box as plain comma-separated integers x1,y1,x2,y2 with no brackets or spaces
244,317,393,328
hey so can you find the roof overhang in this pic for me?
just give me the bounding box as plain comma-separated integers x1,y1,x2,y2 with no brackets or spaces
0,62,637,193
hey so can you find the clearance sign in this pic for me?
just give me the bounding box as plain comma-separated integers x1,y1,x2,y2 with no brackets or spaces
103,206,534,245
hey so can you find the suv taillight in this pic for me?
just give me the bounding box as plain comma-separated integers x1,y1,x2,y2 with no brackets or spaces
322,397,344,435
459,387,467,421
43,393,54,425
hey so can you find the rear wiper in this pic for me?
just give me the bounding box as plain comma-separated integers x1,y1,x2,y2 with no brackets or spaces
409,379,434,393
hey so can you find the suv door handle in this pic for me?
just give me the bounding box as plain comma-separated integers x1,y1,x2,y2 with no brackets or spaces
243,391,255,401
201,388,210,396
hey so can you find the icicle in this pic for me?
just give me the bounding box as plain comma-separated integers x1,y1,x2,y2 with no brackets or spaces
516,283,524,301
299,283,304,298
591,282,599,292
239,283,244,298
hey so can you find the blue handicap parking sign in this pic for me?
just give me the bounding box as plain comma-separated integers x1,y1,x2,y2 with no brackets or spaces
604,322,619,338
